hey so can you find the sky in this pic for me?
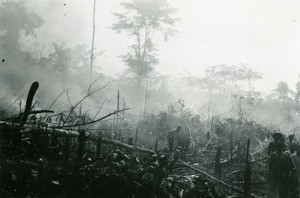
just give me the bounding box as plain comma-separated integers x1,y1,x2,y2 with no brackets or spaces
25,0,300,93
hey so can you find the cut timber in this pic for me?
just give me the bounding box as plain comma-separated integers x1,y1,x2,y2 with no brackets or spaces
178,160,262,198
0,121,154,154
101,137,154,154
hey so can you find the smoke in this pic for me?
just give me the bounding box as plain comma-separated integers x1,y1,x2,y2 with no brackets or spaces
1,0,299,138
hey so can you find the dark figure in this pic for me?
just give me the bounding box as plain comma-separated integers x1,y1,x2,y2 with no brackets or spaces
167,126,181,151
268,141,293,198
268,132,287,156
179,131,191,158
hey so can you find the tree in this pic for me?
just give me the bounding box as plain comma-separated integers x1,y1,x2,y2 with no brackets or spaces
48,43,73,78
46,44,104,85
0,1,43,51
198,65,263,121
199,64,263,95
274,81,293,102
0,0,43,90
112,0,178,89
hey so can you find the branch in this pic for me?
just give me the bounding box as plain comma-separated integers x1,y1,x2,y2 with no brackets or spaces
44,87,72,118
86,98,107,130
2,92,25,114
62,80,113,127
29,110,54,115
50,108,129,129
91,98,107,121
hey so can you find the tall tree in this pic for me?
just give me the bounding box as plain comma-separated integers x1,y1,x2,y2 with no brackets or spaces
112,0,178,89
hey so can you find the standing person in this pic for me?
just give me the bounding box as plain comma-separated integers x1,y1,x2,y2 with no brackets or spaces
268,132,287,156
268,141,293,198
167,126,181,151
179,129,191,158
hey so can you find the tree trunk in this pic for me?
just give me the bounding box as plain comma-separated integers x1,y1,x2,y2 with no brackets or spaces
214,146,222,178
244,138,251,198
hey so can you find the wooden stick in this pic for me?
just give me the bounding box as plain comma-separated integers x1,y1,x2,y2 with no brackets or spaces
95,135,102,159
50,108,129,129
244,138,251,198
3,92,25,114
89,0,96,83
135,128,138,144
155,138,159,152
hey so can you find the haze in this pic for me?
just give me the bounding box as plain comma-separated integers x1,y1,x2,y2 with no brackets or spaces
24,0,300,93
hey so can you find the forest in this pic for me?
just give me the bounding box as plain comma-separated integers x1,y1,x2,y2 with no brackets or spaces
1,0,300,197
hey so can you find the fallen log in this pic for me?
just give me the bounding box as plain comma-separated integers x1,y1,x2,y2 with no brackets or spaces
178,160,262,198
101,137,154,154
0,121,154,154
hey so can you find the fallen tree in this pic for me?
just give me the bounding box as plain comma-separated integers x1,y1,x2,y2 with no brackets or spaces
178,160,262,198
0,121,154,154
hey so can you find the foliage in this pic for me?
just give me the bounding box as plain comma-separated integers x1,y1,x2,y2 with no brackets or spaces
0,81,297,198
0,1,43,90
273,81,294,102
0,0,43,49
156,111,170,135
199,64,263,94
0,1,107,109
112,0,178,88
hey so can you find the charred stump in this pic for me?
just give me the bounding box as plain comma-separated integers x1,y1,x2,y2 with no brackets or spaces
244,138,251,198
95,135,102,159
135,128,138,145
214,146,223,179
155,138,159,153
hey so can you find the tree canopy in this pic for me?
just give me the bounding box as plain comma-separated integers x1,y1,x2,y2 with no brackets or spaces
0,1,43,50
199,64,263,94
112,0,178,89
